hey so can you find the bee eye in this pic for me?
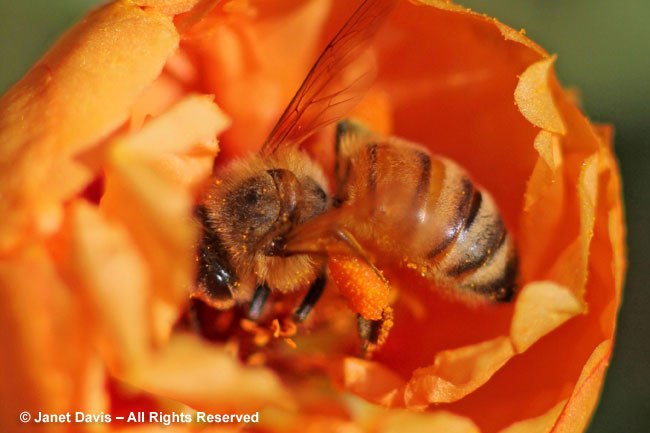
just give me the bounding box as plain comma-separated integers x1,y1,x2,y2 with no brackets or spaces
244,188,259,205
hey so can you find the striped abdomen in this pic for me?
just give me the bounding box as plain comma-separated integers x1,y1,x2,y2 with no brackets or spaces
337,138,517,302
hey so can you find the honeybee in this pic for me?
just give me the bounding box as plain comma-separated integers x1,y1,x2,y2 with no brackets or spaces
192,0,517,351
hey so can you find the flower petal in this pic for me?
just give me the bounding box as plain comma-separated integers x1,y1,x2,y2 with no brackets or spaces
499,399,567,433
63,200,151,375
341,357,405,406
515,57,566,134
0,244,96,429
519,130,565,280
0,0,181,251
510,282,584,353
378,0,543,225
545,153,599,298
101,95,227,307
135,0,206,15
126,334,294,413
552,340,612,433
404,336,515,407
376,410,480,433
183,0,330,158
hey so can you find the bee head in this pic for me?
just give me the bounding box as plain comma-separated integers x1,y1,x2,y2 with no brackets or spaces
218,171,282,252
216,168,329,258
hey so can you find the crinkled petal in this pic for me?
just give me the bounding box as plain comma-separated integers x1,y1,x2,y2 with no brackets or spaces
515,57,566,134
404,336,515,407
510,282,584,353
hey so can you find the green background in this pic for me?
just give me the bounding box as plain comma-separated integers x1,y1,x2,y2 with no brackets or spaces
1,1,648,431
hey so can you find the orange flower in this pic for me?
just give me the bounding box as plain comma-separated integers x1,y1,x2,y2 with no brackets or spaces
0,1,625,432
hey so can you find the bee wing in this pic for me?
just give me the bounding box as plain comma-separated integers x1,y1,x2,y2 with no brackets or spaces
259,0,397,157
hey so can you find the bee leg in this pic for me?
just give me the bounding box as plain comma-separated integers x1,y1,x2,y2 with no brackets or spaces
357,314,379,342
248,283,271,320
293,271,327,323
357,307,394,357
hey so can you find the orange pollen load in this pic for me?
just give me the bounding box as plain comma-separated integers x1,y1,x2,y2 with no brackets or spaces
328,254,390,321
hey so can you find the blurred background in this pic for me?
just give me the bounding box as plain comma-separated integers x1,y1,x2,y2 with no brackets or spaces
1,0,647,431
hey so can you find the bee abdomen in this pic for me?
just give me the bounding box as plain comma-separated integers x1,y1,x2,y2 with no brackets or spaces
443,192,506,277
462,249,518,301
423,167,517,302
342,138,518,302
